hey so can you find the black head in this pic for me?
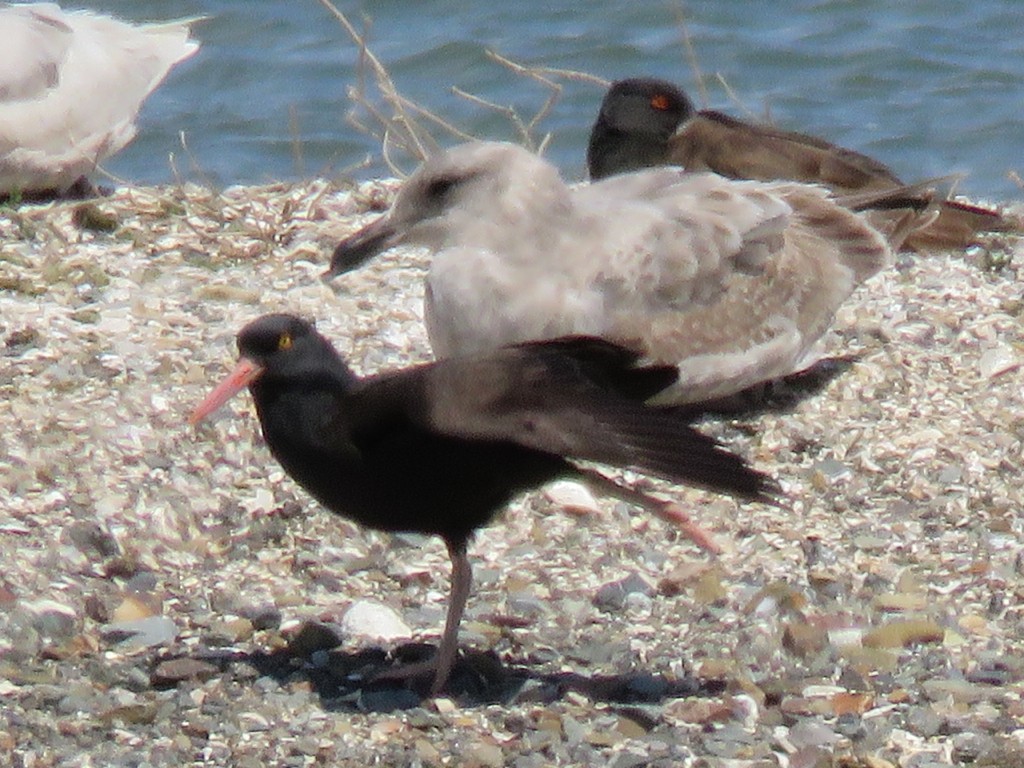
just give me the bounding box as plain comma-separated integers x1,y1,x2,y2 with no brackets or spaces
190,314,352,425
588,78,695,180
237,313,313,360
234,314,338,377
597,78,694,139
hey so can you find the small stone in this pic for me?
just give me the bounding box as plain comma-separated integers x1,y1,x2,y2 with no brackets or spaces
905,705,943,737
781,696,832,717
593,573,655,612
966,665,1013,686
852,534,889,551
124,572,159,593
863,620,944,648
102,702,158,725
543,480,601,515
978,343,1020,379
839,646,899,674
745,581,807,614
871,593,930,612
783,622,827,658
206,617,254,645
5,326,40,349
464,741,504,768
63,521,120,559
196,284,261,303
813,457,852,481
921,678,989,704
238,603,282,630
788,718,840,749
292,735,322,756
151,658,219,686
507,593,546,617
237,712,271,732
341,600,412,643
414,738,441,764
22,599,78,640
71,308,101,324
111,595,158,623
57,683,111,715
614,715,648,739
831,691,873,716
958,613,991,636
609,751,650,768
788,746,832,768
286,620,342,657
657,561,711,596
692,566,728,605
101,616,177,650
664,698,734,726
951,732,990,763
72,203,119,232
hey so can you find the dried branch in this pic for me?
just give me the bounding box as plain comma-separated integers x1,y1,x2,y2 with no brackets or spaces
674,2,708,107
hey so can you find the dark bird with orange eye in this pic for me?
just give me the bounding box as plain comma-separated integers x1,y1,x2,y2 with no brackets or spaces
587,77,1019,253
191,313,779,695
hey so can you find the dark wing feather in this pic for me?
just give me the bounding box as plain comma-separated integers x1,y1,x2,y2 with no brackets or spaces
672,112,904,194
391,339,777,502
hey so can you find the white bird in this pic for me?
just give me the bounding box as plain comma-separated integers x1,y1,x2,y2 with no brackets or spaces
0,3,200,198
327,141,892,405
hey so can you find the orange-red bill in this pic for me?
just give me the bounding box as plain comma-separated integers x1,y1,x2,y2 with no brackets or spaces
189,357,264,425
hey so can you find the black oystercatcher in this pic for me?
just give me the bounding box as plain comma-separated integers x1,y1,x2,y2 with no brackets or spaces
325,141,891,404
191,314,778,694
586,77,1018,252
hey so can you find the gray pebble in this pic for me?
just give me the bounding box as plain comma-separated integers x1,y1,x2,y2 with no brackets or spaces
593,573,655,612
788,718,840,749
239,603,282,631
286,620,341,657
58,683,111,715
24,601,78,640
905,705,943,737
101,616,177,650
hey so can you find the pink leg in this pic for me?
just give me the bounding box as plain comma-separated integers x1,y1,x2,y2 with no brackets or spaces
430,540,471,694
574,468,723,555
372,539,472,696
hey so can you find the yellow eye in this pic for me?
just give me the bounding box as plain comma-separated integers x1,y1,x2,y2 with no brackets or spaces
278,333,293,351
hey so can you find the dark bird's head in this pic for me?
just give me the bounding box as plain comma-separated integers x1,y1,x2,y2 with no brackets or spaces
190,314,342,424
587,77,694,180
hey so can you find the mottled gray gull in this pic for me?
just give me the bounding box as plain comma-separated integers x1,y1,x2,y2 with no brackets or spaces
327,141,893,405
0,3,200,198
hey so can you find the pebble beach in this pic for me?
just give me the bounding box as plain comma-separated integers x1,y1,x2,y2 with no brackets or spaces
2,181,1024,766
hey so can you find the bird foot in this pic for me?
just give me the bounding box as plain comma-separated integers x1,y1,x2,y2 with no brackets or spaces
371,654,451,696
648,500,723,555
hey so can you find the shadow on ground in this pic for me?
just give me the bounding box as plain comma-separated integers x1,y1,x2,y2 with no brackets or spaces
154,641,727,713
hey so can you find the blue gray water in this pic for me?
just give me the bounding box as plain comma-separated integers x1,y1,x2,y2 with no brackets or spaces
83,0,1023,200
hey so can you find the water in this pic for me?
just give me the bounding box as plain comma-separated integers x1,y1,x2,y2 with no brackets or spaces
77,0,1023,200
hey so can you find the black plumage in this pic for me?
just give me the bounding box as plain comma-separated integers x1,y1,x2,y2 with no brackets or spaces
192,314,777,694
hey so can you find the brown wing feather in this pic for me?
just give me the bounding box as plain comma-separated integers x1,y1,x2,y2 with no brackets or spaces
365,341,776,501
671,112,903,194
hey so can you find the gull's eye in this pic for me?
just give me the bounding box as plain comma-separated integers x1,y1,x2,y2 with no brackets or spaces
425,175,458,200
278,333,293,351
650,93,671,111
